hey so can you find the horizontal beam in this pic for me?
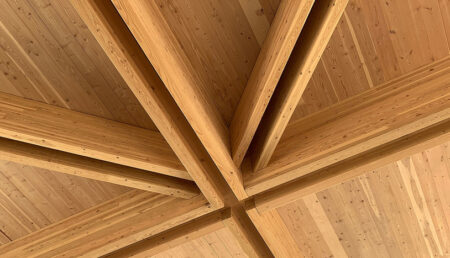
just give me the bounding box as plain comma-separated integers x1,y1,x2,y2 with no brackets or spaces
253,119,450,213
70,0,227,207
230,0,315,166
245,56,450,195
251,0,348,171
0,92,190,180
111,0,247,199
0,190,212,257
0,137,200,198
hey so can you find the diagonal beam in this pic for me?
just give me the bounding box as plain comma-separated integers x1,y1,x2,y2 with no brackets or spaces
70,0,227,207
230,0,315,166
250,0,348,171
110,0,247,199
0,137,199,198
0,92,189,180
244,56,450,196
0,190,213,257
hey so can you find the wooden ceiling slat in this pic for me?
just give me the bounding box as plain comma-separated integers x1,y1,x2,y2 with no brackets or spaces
69,0,226,208
245,56,450,195
250,0,348,171
0,138,199,198
230,0,315,167
0,92,189,180
110,0,248,200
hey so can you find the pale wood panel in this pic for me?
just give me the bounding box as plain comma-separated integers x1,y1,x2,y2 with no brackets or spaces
0,160,129,244
0,0,156,130
271,141,450,257
292,0,450,121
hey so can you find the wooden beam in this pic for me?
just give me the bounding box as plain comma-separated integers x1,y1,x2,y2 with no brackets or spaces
253,120,450,213
70,0,227,207
245,56,450,195
223,206,273,257
251,0,348,171
0,190,213,257
110,0,247,200
105,207,274,257
245,200,304,257
0,137,200,199
0,92,189,180
230,0,315,166
104,210,226,257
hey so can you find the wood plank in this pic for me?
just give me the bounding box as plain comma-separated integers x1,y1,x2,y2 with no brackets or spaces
253,119,450,213
250,0,348,171
230,0,315,166
0,92,189,180
70,0,227,207
110,0,247,200
245,56,450,195
0,138,199,199
0,190,213,257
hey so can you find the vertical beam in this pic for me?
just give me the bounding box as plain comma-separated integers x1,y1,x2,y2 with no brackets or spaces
251,0,348,171
70,0,226,208
111,0,247,199
230,0,315,166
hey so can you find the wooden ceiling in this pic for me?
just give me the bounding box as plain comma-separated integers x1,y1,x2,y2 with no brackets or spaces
0,0,448,257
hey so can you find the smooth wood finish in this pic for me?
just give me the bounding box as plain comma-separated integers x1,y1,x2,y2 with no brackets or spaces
105,210,227,257
111,0,248,200
245,57,450,195
251,0,348,171
230,0,314,166
0,160,129,243
70,0,227,207
107,208,273,258
0,190,212,257
0,92,189,180
0,138,199,198
253,120,450,213
0,0,157,130
260,141,450,257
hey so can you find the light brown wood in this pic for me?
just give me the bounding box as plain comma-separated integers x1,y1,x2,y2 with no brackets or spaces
246,200,303,257
253,120,450,213
0,190,212,257
104,210,227,257
245,57,450,195
0,159,129,242
256,141,450,257
0,92,189,180
70,0,227,208
111,0,248,200
223,206,273,257
230,0,315,166
251,0,348,171
0,138,199,198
